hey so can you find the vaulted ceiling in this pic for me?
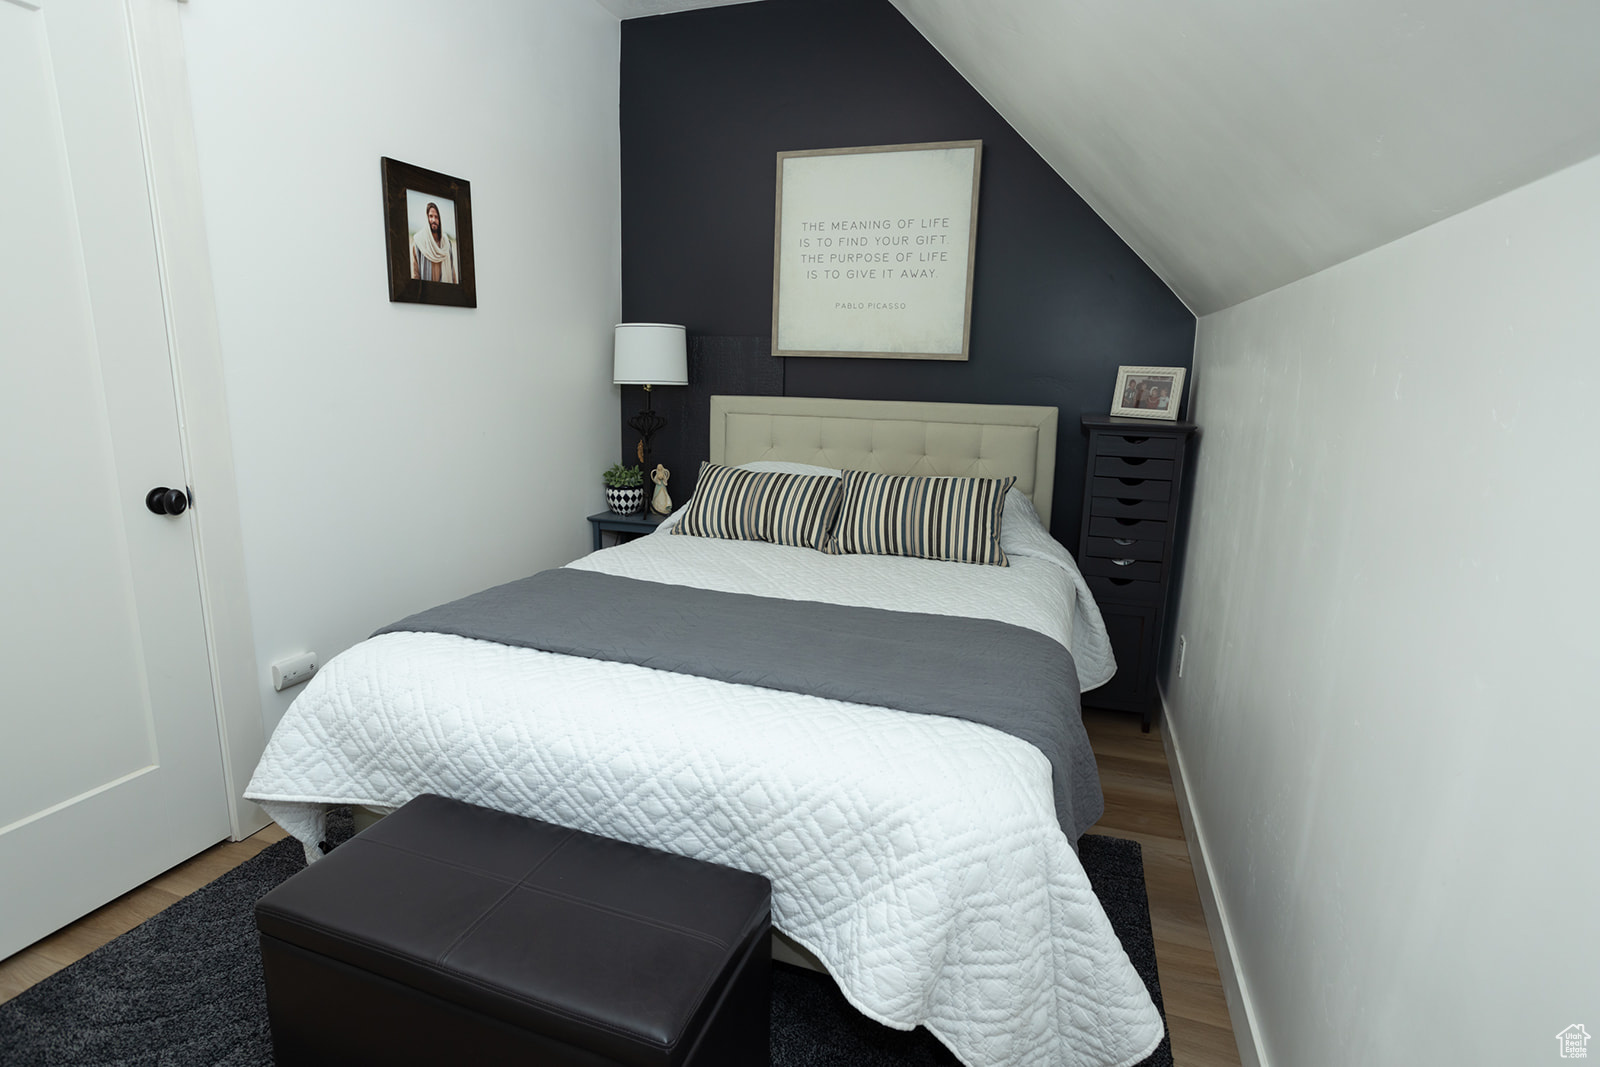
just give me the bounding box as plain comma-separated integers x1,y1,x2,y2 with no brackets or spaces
598,0,1600,313
594,0,754,19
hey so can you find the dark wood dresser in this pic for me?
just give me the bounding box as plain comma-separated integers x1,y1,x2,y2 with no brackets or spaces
1076,414,1198,731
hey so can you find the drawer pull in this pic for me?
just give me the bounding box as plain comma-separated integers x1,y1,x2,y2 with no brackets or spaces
1117,498,1140,506
1125,437,1149,444
1120,457,1148,466
1116,518,1139,526
1113,538,1136,546
1117,478,1145,486
1112,558,1136,566
1109,578,1133,586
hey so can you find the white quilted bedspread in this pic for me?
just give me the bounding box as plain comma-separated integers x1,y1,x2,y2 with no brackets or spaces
244,491,1162,1067
585,487,1116,694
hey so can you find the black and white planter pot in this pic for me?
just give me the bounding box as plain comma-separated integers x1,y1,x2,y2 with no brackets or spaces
605,486,645,515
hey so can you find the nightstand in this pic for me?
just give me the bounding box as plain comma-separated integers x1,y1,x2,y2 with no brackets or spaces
1076,414,1198,731
587,509,667,551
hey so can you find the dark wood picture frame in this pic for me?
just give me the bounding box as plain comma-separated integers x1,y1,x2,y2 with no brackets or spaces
381,157,476,308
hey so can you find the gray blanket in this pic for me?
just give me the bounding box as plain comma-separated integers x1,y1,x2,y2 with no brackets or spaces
376,568,1104,841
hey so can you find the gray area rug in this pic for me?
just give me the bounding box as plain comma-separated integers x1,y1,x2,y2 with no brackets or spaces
0,813,1171,1066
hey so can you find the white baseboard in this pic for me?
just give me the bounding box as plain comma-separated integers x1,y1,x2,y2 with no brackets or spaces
1157,689,1270,1067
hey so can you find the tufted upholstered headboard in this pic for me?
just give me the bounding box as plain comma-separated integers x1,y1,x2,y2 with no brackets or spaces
708,395,1059,526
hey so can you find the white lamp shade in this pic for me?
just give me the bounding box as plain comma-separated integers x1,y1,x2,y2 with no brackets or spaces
613,323,688,386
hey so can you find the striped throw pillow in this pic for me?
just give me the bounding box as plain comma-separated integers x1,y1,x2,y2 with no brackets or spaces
671,462,842,550
827,470,1016,566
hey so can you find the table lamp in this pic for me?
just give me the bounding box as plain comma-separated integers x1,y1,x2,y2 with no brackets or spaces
613,323,688,463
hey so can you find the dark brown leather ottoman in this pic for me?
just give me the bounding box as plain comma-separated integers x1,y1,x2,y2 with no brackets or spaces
255,794,772,1066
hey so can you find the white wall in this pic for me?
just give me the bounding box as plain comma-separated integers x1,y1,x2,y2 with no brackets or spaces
181,1,621,734
1168,153,1600,1065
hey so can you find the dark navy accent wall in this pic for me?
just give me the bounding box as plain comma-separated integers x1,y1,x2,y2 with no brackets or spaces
620,0,1194,543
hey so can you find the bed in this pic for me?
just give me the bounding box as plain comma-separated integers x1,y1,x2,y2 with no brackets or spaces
245,396,1164,1067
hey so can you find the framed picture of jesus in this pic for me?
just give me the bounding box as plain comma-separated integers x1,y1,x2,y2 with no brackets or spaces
381,157,476,308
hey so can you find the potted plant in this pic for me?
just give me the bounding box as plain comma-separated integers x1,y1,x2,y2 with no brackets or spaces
603,463,646,515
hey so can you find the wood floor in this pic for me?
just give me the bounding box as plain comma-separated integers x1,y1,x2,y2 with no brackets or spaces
1082,708,1243,1066
0,711,1242,1065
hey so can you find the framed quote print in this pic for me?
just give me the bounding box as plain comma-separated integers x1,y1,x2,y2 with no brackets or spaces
771,140,981,360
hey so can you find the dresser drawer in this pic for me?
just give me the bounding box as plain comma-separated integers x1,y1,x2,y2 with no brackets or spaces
1094,433,1177,459
1080,556,1163,582
1085,606,1157,712
1087,575,1164,606
1088,516,1167,541
1091,477,1171,502
1085,536,1164,562
1088,496,1171,521
1093,456,1175,480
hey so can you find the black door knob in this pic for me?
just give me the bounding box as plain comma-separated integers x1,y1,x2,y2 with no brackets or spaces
145,486,190,516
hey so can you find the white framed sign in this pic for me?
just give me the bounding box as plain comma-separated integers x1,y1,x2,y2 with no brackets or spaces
771,140,982,360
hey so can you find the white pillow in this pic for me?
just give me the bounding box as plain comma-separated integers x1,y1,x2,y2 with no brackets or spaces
734,460,842,477
999,487,1060,553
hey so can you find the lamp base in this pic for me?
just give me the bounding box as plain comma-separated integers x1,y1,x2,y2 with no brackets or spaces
628,404,668,464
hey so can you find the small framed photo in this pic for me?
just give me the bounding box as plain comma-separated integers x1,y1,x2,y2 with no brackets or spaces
381,157,476,308
1110,366,1186,420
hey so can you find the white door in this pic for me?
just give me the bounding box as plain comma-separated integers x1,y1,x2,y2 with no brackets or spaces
0,0,230,960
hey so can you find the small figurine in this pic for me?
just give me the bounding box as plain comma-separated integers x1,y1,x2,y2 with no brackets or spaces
650,463,672,515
